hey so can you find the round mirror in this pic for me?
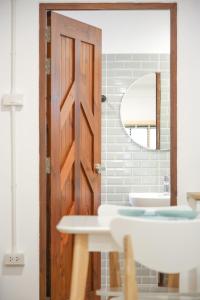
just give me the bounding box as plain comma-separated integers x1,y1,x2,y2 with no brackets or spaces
120,73,169,151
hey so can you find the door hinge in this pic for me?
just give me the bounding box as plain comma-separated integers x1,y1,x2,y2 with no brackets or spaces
45,26,51,43
45,58,51,75
46,157,51,174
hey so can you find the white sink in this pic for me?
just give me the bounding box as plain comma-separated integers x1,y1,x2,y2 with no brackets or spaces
129,192,170,207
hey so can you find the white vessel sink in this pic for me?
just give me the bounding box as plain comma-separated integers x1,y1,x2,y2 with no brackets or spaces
129,192,170,207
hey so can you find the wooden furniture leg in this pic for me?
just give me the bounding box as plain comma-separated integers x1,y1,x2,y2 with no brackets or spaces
168,274,179,288
69,234,89,300
109,252,121,288
124,235,138,300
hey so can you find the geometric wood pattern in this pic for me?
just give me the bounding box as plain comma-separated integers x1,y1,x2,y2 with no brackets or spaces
50,12,102,300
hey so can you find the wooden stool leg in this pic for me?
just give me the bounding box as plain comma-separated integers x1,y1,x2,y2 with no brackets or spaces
124,235,138,300
69,234,89,300
168,274,179,288
109,252,121,288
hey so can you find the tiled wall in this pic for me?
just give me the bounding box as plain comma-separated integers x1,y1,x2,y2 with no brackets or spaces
101,53,170,290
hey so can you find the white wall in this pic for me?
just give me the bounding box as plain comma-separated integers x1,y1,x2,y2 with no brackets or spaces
0,0,200,299
0,1,39,300
58,10,170,53
177,0,200,204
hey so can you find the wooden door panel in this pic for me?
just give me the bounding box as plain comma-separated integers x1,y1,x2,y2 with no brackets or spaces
80,167,93,215
60,36,75,106
50,12,101,300
80,42,95,113
80,109,94,170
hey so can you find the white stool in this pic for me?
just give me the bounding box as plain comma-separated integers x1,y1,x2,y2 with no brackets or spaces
97,204,193,297
109,215,200,300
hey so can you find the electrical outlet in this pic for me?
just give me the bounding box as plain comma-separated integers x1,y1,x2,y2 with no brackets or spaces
4,253,25,266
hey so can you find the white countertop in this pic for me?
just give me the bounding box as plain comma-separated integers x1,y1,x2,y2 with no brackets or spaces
57,216,113,234
57,205,195,234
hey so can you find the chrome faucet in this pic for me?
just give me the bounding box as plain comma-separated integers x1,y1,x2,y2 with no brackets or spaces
163,176,170,194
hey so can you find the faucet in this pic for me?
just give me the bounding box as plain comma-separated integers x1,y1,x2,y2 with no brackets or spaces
163,176,170,194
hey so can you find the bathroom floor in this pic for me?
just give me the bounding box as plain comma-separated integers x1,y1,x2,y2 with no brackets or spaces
140,296,200,300
109,294,200,300
139,287,200,300
101,287,200,300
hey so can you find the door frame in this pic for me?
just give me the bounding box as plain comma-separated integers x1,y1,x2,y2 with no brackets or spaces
39,3,177,300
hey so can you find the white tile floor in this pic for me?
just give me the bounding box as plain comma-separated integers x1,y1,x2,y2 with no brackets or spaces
103,287,200,300
140,294,200,300
110,296,200,300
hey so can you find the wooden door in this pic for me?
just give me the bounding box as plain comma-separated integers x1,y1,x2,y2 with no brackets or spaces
48,12,101,300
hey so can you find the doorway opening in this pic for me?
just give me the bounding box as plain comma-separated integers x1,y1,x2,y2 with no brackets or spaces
39,3,177,300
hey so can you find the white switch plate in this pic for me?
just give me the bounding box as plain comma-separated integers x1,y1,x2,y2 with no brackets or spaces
2,94,24,106
4,253,25,266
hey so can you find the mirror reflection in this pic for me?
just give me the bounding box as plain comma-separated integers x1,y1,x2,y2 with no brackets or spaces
120,72,169,151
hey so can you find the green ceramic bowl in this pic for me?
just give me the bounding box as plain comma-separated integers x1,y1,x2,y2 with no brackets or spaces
118,209,146,217
155,210,199,219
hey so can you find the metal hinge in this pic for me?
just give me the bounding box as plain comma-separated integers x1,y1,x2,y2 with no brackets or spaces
46,157,51,174
45,58,51,75
45,26,51,43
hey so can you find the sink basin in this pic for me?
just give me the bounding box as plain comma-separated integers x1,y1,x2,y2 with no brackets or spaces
129,192,170,207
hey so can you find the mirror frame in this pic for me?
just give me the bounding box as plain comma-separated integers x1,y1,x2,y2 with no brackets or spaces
156,72,161,150
39,3,177,299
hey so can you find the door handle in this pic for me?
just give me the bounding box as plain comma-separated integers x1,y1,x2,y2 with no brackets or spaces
94,163,106,174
